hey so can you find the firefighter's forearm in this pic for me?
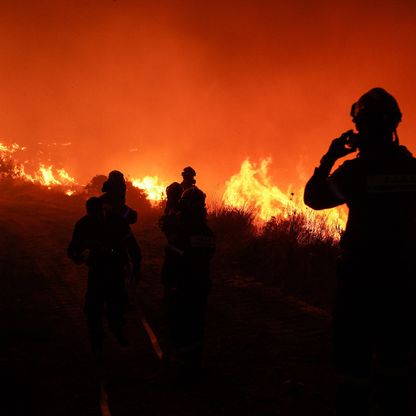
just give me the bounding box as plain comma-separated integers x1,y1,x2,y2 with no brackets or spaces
317,153,337,177
304,176,342,209
304,155,342,210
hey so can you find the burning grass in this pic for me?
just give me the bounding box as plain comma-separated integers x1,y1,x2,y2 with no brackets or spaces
208,205,339,309
0,175,339,309
1,142,342,309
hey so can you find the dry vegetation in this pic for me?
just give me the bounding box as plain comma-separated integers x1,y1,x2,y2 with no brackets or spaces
0,178,339,310
209,205,340,309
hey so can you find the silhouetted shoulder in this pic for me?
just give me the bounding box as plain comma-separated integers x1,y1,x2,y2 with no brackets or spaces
71,215,93,236
397,145,415,160
68,215,94,262
325,158,363,200
76,215,91,227
331,158,362,175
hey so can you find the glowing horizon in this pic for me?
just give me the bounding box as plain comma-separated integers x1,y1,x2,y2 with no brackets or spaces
1,140,346,236
1,1,416,198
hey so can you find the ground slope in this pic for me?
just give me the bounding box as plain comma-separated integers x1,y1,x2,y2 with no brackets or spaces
0,190,334,416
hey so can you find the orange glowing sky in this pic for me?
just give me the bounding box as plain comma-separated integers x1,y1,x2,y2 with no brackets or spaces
1,0,416,196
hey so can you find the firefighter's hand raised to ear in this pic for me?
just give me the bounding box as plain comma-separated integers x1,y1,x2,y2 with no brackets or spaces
324,130,358,162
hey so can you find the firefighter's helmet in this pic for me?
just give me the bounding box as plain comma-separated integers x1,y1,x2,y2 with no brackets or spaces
102,170,126,193
166,182,183,201
181,166,196,178
351,88,402,134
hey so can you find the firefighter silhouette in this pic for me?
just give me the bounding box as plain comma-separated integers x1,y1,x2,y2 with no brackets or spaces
68,197,141,354
100,170,141,278
100,170,138,224
162,167,197,217
160,186,215,380
304,88,416,415
163,182,183,215
181,166,196,191
159,167,197,236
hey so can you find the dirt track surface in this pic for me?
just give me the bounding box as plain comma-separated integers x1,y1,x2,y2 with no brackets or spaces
0,191,335,416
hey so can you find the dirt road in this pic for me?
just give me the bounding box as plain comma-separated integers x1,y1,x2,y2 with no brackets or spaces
0,191,335,415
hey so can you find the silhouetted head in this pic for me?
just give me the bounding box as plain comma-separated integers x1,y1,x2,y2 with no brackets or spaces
350,88,402,147
166,182,183,202
86,197,103,217
182,166,196,178
180,186,207,220
164,182,183,214
181,166,196,189
102,170,126,194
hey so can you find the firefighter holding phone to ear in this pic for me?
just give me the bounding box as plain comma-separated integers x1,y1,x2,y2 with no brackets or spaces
305,88,416,416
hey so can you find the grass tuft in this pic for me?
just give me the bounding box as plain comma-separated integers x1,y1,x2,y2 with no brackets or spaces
208,204,340,309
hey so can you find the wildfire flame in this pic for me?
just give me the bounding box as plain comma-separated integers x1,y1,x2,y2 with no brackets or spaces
0,142,23,153
223,158,292,220
131,176,166,203
222,158,347,231
1,141,78,192
33,165,76,187
1,140,347,235
1,140,169,201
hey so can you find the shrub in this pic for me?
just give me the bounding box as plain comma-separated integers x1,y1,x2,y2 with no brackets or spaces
208,204,339,309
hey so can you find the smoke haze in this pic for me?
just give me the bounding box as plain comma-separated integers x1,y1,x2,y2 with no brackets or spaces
1,0,416,195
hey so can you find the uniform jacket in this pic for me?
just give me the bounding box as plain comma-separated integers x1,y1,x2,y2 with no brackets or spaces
67,213,141,269
304,144,416,253
162,215,216,289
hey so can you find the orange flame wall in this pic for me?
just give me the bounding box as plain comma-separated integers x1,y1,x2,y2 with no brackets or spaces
222,158,347,230
2,138,347,235
1,1,416,198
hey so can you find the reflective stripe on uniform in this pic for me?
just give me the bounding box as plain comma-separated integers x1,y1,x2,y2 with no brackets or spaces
336,373,370,386
166,244,185,256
